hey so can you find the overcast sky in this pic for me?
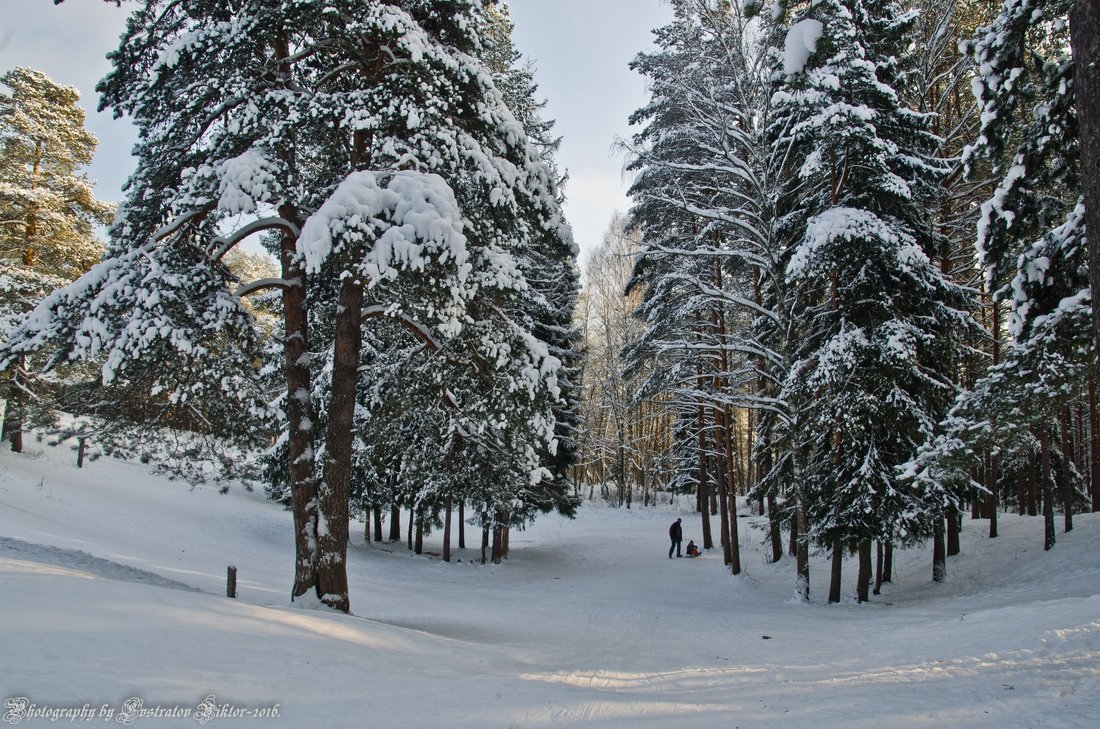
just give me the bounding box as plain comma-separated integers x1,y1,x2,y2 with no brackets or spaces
0,0,673,267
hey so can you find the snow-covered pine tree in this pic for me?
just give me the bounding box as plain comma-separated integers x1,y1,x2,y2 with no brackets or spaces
906,0,1093,551
0,67,116,452
2,0,569,613
765,0,979,600
0,67,114,276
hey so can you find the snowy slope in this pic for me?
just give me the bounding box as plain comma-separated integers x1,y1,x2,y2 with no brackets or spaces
2,443,1098,728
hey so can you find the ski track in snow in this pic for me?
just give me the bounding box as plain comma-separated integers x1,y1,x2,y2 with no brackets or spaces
0,535,199,592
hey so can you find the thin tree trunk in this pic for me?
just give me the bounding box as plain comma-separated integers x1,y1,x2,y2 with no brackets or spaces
856,540,872,603
1041,428,1056,550
1059,408,1075,532
502,511,510,557
873,541,883,595
828,540,843,604
933,514,946,583
1070,0,1100,371
989,298,1000,538
1091,379,1100,512
3,356,25,453
389,503,401,542
458,500,466,549
767,494,783,564
443,495,452,562
946,501,961,556
697,403,713,549
883,541,893,584
414,507,424,555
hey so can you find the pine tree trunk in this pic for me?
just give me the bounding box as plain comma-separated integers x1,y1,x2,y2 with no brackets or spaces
458,501,466,548
481,517,489,565
373,506,382,542
491,512,503,564
389,503,401,542
828,540,843,604
502,511,510,557
714,412,732,568
3,356,25,453
883,541,893,583
443,495,452,563
873,541,883,595
280,201,321,604
1041,428,1056,551
767,494,783,564
856,540,872,603
698,402,713,549
1090,380,1100,512
722,405,741,575
987,453,998,539
1028,447,1039,516
1059,408,1075,532
946,501,960,556
933,515,946,583
1070,0,1100,370
316,269,364,613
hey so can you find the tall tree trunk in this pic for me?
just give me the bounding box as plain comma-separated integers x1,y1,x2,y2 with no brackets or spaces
1027,447,1039,516
458,500,466,548
946,501,961,556
767,494,783,564
373,505,382,543
714,410,732,568
722,405,741,575
316,268,364,612
389,503,401,542
280,202,320,604
1041,428,1056,550
3,356,26,453
502,511,510,557
988,298,1000,538
491,511,503,564
1059,408,1075,532
828,540,843,604
414,507,424,555
697,403,713,549
443,495,452,563
1091,379,1100,512
856,540,872,603
933,514,946,583
873,541,883,596
883,541,893,584
1070,0,1100,370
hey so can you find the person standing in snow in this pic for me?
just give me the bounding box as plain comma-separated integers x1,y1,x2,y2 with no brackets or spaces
668,518,683,558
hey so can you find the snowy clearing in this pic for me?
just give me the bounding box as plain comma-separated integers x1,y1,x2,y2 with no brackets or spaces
1,443,1098,728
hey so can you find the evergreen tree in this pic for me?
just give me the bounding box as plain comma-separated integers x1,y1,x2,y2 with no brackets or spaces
0,67,114,275
766,0,979,599
1,0,571,613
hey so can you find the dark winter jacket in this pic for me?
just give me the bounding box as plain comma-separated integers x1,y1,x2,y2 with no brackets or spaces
669,521,682,541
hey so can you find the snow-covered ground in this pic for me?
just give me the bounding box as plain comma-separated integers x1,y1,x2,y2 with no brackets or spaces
2,443,1098,728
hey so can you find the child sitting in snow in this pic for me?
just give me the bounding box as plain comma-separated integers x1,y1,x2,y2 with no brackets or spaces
686,540,701,558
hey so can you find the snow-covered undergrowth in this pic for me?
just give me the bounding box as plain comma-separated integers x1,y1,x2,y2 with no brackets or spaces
2,443,1098,728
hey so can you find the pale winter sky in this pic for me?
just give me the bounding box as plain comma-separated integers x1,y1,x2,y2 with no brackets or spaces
0,0,673,267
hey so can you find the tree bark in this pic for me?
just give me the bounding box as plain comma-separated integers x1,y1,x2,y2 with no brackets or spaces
280,201,321,605
373,505,382,543
873,541,883,595
933,514,946,583
1041,428,1056,551
697,403,713,550
316,267,365,612
1059,408,1075,532
856,540,872,603
883,541,893,584
946,501,960,556
767,494,783,564
443,495,452,563
389,503,401,542
1091,380,1100,512
828,540,843,604
1070,0,1100,372
459,500,466,548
